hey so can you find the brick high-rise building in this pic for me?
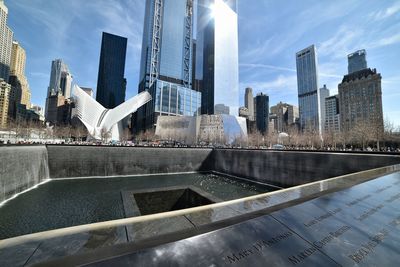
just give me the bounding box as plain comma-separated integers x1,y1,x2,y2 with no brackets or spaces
8,41,31,121
338,68,383,134
324,95,340,133
10,41,30,107
270,102,299,133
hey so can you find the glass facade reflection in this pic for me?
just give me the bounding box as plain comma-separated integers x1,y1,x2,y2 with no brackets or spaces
139,0,192,92
151,79,201,117
296,45,321,133
136,0,195,132
196,0,239,116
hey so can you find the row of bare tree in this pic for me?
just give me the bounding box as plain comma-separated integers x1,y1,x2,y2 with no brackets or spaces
0,119,88,141
1,118,400,150
247,120,400,151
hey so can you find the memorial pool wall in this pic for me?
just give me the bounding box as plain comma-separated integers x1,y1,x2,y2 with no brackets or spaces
0,146,49,203
1,145,400,203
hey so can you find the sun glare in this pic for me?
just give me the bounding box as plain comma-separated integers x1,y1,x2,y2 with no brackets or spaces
210,0,225,18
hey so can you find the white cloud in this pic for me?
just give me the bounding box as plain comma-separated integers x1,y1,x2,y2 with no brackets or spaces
240,62,342,79
240,1,359,63
318,26,361,59
86,0,144,52
373,33,400,47
370,2,400,21
241,74,298,92
13,1,75,48
318,62,343,78
240,63,296,73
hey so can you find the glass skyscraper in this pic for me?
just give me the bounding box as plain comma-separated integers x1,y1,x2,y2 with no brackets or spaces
347,49,367,74
45,59,73,119
255,93,269,135
296,45,321,133
96,32,127,109
136,0,199,132
196,0,239,116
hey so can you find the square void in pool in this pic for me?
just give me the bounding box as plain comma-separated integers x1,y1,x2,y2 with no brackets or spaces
122,186,222,217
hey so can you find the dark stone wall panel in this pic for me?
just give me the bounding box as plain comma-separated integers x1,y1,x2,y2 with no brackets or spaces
212,149,400,187
47,146,214,178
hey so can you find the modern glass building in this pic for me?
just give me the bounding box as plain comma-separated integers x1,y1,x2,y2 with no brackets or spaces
151,80,201,117
96,32,127,109
139,0,193,91
348,49,367,74
196,0,239,116
296,45,321,133
255,93,269,135
136,0,198,131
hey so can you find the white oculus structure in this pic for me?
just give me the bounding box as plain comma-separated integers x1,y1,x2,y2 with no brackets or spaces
72,85,152,141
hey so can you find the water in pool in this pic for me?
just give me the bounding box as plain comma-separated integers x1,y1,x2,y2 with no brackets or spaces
0,173,276,239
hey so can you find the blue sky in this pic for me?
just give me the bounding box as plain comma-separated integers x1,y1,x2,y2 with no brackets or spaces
6,0,400,126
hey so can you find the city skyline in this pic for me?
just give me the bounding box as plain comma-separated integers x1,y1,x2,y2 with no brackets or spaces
5,0,400,125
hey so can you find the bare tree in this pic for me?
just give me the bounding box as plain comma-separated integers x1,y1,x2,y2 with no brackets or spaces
143,130,155,142
350,121,373,150
248,130,263,148
121,128,132,143
100,127,111,143
72,125,87,142
323,129,339,150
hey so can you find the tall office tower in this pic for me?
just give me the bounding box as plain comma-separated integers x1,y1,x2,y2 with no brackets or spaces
325,95,340,133
0,0,13,81
255,93,269,135
339,68,383,133
348,49,367,74
45,59,73,119
270,102,299,133
270,102,288,133
0,78,10,127
136,0,201,132
9,41,31,112
296,45,321,133
244,87,254,121
287,105,299,125
96,32,127,109
319,84,330,133
80,87,94,97
196,0,239,116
